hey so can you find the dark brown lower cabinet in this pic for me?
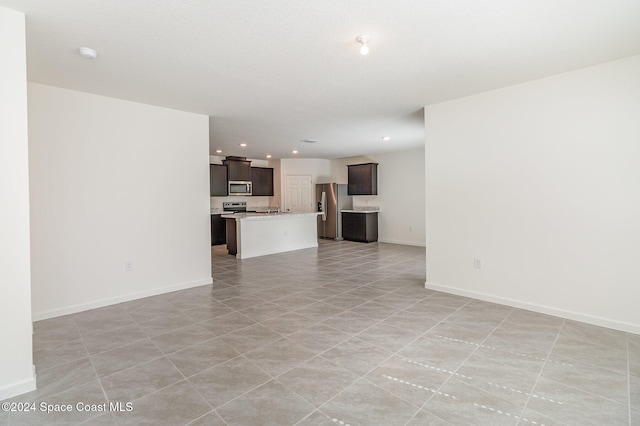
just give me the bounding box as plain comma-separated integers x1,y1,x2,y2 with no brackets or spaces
211,214,226,246
225,218,237,255
341,212,378,243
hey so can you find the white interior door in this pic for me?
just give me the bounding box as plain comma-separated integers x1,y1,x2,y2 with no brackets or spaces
285,175,313,212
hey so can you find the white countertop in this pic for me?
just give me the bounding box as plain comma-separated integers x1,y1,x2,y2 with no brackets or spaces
341,209,380,213
221,212,322,220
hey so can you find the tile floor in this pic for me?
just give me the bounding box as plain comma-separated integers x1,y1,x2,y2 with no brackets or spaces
2,240,639,425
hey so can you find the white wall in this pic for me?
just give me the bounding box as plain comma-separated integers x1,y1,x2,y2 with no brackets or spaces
333,148,426,247
29,83,212,320
425,55,640,333
0,6,36,400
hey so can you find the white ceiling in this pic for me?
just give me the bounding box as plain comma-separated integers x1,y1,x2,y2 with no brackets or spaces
2,0,640,160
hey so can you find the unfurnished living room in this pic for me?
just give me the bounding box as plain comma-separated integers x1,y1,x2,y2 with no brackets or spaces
1,1,639,425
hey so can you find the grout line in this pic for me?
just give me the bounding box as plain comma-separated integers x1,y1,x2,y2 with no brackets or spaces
517,318,565,424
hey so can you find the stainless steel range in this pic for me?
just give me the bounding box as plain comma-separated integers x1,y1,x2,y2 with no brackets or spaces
223,201,247,213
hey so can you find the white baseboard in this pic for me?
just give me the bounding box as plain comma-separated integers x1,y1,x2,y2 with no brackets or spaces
424,281,640,334
377,238,426,247
31,277,213,321
0,373,36,401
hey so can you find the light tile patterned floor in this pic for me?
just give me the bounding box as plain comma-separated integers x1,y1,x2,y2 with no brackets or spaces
2,240,638,425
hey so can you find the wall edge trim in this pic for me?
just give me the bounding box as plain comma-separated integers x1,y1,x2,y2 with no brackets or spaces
31,277,213,321
424,281,640,334
0,373,36,401
378,238,426,247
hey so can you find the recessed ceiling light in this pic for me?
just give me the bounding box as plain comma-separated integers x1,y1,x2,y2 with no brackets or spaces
266,154,272,159
215,149,222,153
239,143,247,147
356,35,370,56
382,136,391,141
292,150,298,154
78,47,98,59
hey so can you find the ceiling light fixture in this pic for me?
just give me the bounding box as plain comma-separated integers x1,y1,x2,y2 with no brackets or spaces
215,149,222,153
78,47,98,59
292,150,298,154
356,35,370,56
266,154,272,159
239,143,247,147
382,136,390,141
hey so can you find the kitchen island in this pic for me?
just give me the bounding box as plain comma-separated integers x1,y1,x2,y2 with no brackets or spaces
222,212,322,259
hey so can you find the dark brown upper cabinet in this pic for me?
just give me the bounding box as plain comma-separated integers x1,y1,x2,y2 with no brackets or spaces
347,163,378,195
210,164,228,196
251,167,274,196
223,157,251,181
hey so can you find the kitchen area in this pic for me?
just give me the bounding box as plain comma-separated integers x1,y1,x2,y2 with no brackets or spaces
211,156,381,259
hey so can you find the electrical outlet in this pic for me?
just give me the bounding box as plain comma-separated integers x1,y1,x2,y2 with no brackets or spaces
473,258,482,269
125,261,134,272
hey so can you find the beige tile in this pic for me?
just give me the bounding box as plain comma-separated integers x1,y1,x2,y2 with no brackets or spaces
484,322,559,358
293,302,346,322
541,352,629,403
286,324,350,354
259,311,317,336
23,241,635,426
33,338,88,371
33,315,81,348
9,358,97,403
398,335,476,373
200,311,256,336
8,380,106,426
243,338,317,376
186,411,226,426
632,374,640,411
188,356,271,408
113,380,211,425
167,337,239,377
558,320,627,350
423,379,525,426
365,355,451,407
82,325,149,354
150,324,215,354
238,301,289,321
216,380,314,425
294,411,338,426
349,300,401,321
406,409,454,425
320,379,419,425
425,321,495,344
218,324,283,354
355,322,419,352
135,312,196,337
321,337,394,376
527,377,629,425
90,339,162,377
454,353,540,405
100,357,183,402
321,310,378,335
73,306,137,337
277,356,360,407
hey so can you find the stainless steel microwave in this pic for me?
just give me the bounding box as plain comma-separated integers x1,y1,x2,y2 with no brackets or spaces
228,181,252,196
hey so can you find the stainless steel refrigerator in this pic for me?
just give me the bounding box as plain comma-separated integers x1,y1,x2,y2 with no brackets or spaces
316,183,352,240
